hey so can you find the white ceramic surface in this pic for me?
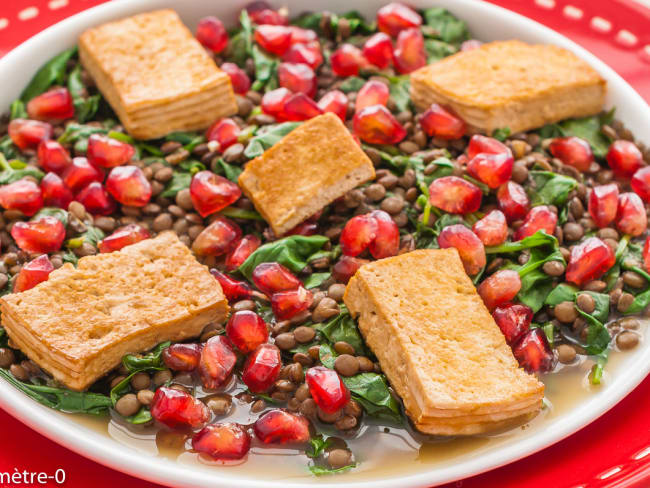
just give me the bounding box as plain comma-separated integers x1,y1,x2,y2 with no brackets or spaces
0,1,649,487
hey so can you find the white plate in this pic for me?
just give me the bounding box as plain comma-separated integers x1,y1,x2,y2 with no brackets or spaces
0,1,649,487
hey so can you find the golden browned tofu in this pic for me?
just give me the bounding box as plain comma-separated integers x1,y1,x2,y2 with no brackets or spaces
344,249,544,435
79,9,237,140
238,113,376,236
410,40,606,134
0,232,228,391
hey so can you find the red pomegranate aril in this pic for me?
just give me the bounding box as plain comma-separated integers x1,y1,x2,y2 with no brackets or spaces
98,224,150,253
631,166,650,202
271,286,313,320
606,140,643,178
355,80,390,112
105,165,152,207
0,179,43,216
199,335,237,389
225,234,261,271
377,2,422,37
549,136,594,172
11,216,65,253
363,32,393,69
477,269,522,311
282,42,323,70
190,171,241,218
61,157,104,192
196,16,228,53
438,224,486,276
254,409,310,445
254,25,292,55
493,303,532,345
261,87,292,119
330,44,368,77
13,254,54,293
26,87,74,120
643,236,650,274
37,140,72,173
565,237,615,286
192,423,251,461
393,28,427,74
192,217,242,256
428,176,482,215
317,90,348,122
467,152,514,189
497,181,529,222
226,310,269,354
150,387,210,429
512,329,555,374
332,255,368,284
340,213,378,257
75,182,116,216
248,6,288,26
252,262,301,295
513,206,557,241
283,93,323,121
278,62,317,97
211,269,253,301
588,184,619,228
206,118,241,150
288,26,318,44
284,220,318,237
40,172,73,209
353,105,406,145
87,134,135,168
616,192,647,237
473,210,508,246
242,343,282,393
162,343,202,372
467,134,510,159
305,366,350,414
8,119,52,150
420,104,466,140
220,62,251,95
368,210,399,259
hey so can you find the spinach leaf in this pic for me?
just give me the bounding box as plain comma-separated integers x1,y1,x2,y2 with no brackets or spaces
318,343,337,369
538,110,614,159
421,8,470,44
485,230,558,254
529,171,578,207
579,291,610,323
20,47,77,102
0,328,8,347
68,64,100,123
545,283,579,306
244,122,301,159
33,207,68,226
178,159,205,174
57,122,108,153
62,250,79,266
0,136,19,160
122,341,170,373
338,76,366,93
67,225,105,248
212,158,242,182
292,12,323,30
0,154,44,184
10,100,27,120
424,39,457,63
251,45,279,92
386,76,411,112
516,269,554,313
303,272,331,289
219,207,264,221
342,373,402,424
492,127,511,142
591,350,609,385
306,434,333,458
126,407,152,425
309,464,356,476
161,172,192,198
316,308,365,355
332,11,376,35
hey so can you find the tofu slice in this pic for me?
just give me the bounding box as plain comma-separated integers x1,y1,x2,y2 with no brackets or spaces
410,40,606,134
79,9,237,140
344,249,544,435
0,232,228,391
238,113,376,236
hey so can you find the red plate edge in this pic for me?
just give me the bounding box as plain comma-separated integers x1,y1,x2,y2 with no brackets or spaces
0,1,648,487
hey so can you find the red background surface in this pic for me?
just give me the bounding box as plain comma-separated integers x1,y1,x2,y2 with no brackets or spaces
0,1,648,487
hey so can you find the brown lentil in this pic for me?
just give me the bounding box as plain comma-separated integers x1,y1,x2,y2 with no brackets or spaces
293,326,316,343
136,389,155,406
617,292,635,312
115,394,140,417
542,260,565,277
327,449,353,469
554,301,578,323
557,344,577,364
9,363,28,381
0,347,15,368
130,372,151,391
333,341,355,355
334,354,359,377
616,331,639,350
275,332,297,351
576,293,596,314
623,271,646,289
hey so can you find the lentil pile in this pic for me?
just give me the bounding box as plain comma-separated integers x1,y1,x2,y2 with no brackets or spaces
0,1,647,475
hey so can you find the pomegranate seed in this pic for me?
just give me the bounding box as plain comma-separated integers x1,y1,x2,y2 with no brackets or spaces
305,366,350,414
271,286,313,320
330,44,368,77
37,140,71,173
40,172,73,209
254,25,292,55
98,224,150,253
288,26,317,44
254,409,310,444
162,343,202,372
211,269,253,301
363,32,393,69
631,166,650,202
11,216,65,253
242,343,282,393
61,157,103,192
252,262,301,295
353,105,406,145
512,329,555,373
332,255,368,284
26,88,74,120
278,62,317,97
492,303,532,345
513,206,557,241
565,237,615,286
282,42,323,70
460,39,483,51
368,210,400,259
438,224,486,276
0,179,43,216
75,182,116,216
588,183,619,228
644,236,650,273
549,136,593,172
393,28,427,74
8,119,52,150
497,181,529,222
150,387,210,429
340,213,378,257
226,311,269,354
606,140,643,178
317,90,348,121
225,234,261,271
420,104,466,140
199,335,237,389
87,134,135,168
220,62,251,95
261,87,292,119
477,269,522,311
105,165,152,207
196,16,228,53
192,217,242,256
190,171,241,218
428,176,482,215
472,209,508,246
13,254,54,293
616,192,647,237
192,423,251,461
283,93,323,121
467,152,514,189
247,4,288,26
285,220,318,236
355,80,390,112
206,118,241,150
377,2,422,36
467,135,510,159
